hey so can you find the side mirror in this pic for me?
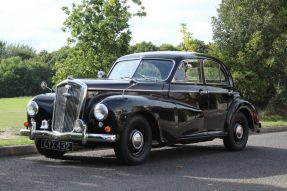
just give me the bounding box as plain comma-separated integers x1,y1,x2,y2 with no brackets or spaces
41,81,48,90
40,81,53,92
129,79,137,86
97,71,106,79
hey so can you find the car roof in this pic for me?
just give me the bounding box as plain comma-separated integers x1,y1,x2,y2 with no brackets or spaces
117,51,221,63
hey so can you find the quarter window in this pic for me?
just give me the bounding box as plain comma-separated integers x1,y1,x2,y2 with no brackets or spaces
204,60,228,85
173,59,202,83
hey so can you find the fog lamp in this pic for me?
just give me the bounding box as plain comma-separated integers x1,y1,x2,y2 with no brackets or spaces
73,119,86,133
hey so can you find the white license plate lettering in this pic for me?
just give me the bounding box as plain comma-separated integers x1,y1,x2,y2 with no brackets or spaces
40,139,72,151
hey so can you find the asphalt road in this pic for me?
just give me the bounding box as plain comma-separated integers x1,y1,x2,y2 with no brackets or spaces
0,132,286,191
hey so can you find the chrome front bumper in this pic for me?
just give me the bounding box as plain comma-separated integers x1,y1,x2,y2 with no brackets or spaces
20,121,118,144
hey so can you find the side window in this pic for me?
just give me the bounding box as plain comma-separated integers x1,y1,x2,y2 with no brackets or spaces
136,60,162,79
173,59,202,83
204,60,228,85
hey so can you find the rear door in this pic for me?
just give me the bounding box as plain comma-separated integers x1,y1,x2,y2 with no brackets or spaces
203,59,233,131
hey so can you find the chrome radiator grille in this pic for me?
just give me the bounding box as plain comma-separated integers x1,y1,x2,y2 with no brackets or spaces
52,80,87,133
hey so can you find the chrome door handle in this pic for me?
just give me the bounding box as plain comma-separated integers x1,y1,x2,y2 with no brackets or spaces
199,89,208,95
228,90,234,96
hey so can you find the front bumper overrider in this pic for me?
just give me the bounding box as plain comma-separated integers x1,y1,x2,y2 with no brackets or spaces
20,120,118,144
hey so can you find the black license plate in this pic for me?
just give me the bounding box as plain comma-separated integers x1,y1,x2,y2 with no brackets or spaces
41,139,73,152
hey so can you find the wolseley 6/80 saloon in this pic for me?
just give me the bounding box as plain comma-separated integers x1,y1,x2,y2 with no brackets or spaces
21,51,261,165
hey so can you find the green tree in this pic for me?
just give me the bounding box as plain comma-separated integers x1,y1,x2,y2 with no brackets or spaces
4,44,36,60
36,47,70,67
0,42,36,61
53,0,145,84
159,43,179,51
129,41,158,53
0,56,52,97
179,23,197,52
212,0,287,113
0,41,5,62
179,23,209,53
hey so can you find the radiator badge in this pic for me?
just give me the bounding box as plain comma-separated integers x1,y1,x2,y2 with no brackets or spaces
63,84,72,97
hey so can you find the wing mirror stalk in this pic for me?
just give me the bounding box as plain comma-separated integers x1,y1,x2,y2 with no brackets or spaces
41,81,54,93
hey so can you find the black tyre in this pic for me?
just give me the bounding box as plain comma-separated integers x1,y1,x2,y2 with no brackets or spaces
114,116,152,165
223,112,249,151
35,138,66,159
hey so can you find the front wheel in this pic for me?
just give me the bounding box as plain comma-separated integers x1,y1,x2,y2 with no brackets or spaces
114,116,152,165
223,112,249,151
35,138,66,159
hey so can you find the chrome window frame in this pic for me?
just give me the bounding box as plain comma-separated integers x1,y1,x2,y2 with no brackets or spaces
107,58,176,82
202,59,231,86
171,59,205,85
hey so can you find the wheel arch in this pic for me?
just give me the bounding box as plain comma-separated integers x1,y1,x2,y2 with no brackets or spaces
131,111,162,143
237,107,254,130
226,99,257,131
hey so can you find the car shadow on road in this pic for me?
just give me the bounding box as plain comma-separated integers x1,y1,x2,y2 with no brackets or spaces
34,144,287,190
41,143,287,176
30,143,287,191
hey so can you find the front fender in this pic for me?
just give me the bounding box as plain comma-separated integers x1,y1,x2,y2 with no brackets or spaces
29,93,55,130
100,95,177,140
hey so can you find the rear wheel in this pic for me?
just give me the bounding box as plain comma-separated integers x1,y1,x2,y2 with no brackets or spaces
114,116,152,165
223,112,249,151
35,138,66,159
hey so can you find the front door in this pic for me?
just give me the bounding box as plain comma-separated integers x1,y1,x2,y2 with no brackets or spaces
169,59,208,139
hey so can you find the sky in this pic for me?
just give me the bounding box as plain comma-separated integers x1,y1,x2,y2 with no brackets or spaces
0,0,220,52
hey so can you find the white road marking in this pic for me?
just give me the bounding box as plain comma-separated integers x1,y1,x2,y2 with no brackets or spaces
184,175,287,189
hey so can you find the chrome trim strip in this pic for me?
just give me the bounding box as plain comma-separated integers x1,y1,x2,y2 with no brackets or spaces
180,131,227,139
20,128,118,143
87,88,169,92
87,88,204,93
20,129,30,136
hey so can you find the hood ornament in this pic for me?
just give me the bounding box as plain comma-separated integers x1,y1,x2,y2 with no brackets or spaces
63,84,72,97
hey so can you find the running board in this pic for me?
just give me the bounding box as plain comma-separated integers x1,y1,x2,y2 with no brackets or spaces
179,131,227,141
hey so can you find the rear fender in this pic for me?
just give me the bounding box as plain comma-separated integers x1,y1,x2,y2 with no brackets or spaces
226,98,258,131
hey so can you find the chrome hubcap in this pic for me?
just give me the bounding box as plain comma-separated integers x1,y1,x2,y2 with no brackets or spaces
131,130,144,150
235,123,244,139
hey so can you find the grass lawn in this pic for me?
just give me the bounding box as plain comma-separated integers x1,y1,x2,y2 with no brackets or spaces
0,97,33,146
261,120,287,127
0,97,31,130
0,137,33,146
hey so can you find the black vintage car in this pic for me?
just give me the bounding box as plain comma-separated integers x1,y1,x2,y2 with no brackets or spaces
21,51,261,165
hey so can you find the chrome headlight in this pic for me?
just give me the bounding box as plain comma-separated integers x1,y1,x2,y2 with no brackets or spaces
94,104,108,121
27,101,39,117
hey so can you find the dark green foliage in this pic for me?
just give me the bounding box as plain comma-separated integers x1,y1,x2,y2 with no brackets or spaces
0,41,5,62
0,57,52,97
193,39,209,54
212,0,287,113
1,43,36,60
0,42,56,98
159,44,179,51
129,41,159,53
